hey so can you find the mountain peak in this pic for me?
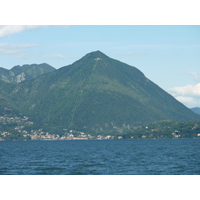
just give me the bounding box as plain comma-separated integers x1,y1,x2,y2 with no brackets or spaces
7,51,200,134
84,50,107,60
89,50,104,55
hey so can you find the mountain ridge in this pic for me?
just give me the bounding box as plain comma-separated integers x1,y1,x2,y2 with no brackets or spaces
6,50,200,134
0,63,56,83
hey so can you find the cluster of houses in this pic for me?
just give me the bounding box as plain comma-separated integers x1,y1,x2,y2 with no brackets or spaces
0,123,123,140
26,130,122,140
27,130,91,140
0,115,31,124
2,108,200,141
0,109,123,141
172,130,181,138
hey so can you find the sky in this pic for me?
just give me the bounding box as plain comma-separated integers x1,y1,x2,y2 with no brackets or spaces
1,1,199,197
0,25,200,108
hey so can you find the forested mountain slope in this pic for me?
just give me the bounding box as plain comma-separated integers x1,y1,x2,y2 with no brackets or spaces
9,51,200,134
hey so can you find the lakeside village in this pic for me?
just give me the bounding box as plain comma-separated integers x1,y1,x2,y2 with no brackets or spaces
1,108,200,141
0,111,120,141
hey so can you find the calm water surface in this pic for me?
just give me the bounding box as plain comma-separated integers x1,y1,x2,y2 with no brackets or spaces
0,139,199,175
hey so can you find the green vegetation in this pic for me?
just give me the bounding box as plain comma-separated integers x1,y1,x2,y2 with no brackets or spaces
122,120,200,139
0,106,31,141
1,51,200,138
0,63,55,83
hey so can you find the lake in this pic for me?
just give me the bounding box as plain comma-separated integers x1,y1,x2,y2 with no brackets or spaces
0,138,199,175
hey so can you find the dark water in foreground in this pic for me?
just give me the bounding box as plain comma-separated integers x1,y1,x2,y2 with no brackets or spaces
0,139,199,175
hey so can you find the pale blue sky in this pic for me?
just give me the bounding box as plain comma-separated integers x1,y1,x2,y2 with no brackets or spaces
0,25,200,108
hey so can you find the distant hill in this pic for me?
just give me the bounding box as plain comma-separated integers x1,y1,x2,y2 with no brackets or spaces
190,107,200,115
0,63,56,83
8,51,200,134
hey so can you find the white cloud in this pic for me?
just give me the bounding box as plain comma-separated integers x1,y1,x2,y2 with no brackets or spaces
0,43,39,58
175,96,199,107
187,71,200,82
120,52,149,56
168,83,200,107
0,25,49,38
175,96,194,103
168,83,200,96
0,25,69,38
42,53,76,59
44,54,65,59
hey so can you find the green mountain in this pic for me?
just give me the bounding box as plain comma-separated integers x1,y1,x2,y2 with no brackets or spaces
0,63,55,83
9,51,200,134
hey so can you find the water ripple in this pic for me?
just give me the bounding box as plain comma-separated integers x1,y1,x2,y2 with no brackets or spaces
0,139,199,175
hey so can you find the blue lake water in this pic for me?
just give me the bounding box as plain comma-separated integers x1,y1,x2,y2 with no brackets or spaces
0,138,199,175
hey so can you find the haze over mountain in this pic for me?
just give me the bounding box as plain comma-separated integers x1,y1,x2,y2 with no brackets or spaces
1,51,200,134
190,107,200,115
